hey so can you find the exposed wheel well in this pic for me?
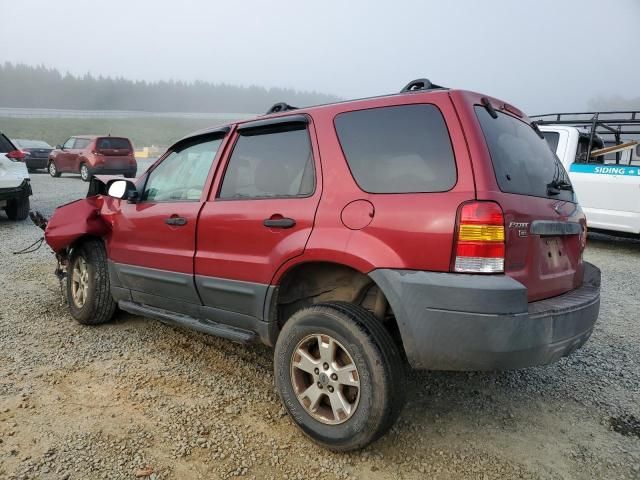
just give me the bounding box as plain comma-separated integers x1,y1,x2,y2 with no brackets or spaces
274,262,405,356
63,234,104,263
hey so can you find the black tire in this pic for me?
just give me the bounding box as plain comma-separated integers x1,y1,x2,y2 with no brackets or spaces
5,196,30,221
274,302,406,451
48,161,61,177
322,301,407,435
66,239,116,325
80,163,91,182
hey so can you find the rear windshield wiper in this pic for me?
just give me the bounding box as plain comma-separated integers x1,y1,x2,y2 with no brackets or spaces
547,180,573,195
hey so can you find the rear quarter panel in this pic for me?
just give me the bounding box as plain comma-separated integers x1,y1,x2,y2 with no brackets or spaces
273,92,476,282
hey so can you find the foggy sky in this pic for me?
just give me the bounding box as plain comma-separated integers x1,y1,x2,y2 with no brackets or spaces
1,0,639,114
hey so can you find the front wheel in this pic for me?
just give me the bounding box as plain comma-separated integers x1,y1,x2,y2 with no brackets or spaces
48,161,61,177
66,240,116,325
274,302,406,451
80,163,90,182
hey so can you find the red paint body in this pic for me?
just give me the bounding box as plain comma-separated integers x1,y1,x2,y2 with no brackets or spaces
48,136,136,175
45,89,586,302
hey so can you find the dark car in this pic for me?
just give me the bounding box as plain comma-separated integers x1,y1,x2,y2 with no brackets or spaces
48,135,137,181
13,139,54,172
40,79,601,451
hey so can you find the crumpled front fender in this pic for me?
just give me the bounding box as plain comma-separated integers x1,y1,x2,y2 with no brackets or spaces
44,195,115,255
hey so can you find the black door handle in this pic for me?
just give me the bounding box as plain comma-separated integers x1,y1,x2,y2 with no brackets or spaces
165,216,187,226
263,217,296,229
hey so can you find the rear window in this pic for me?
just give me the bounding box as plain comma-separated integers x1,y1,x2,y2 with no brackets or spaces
542,131,560,154
0,134,15,153
334,104,457,193
97,137,132,150
475,107,574,202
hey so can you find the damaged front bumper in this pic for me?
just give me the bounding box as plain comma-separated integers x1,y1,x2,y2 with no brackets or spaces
0,179,32,202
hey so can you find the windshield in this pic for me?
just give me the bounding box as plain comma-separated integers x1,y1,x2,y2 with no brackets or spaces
475,107,574,202
14,139,53,149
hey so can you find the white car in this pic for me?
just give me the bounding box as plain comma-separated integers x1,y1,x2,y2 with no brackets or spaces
0,132,31,221
533,112,640,237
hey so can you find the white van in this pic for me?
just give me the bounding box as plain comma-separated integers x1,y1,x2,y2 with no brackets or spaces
532,112,640,237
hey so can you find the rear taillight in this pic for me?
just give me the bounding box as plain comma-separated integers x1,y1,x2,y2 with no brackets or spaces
453,201,505,273
6,149,26,161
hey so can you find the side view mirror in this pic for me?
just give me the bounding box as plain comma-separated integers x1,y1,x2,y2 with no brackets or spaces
107,179,139,202
56,145,62,150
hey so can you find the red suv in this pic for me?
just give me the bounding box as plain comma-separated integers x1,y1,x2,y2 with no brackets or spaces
48,135,136,181
40,79,601,451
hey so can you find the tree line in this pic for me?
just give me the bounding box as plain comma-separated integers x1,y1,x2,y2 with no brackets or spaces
0,63,341,113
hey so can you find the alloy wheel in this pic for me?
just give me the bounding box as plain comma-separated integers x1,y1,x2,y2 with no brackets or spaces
290,334,361,425
71,256,90,308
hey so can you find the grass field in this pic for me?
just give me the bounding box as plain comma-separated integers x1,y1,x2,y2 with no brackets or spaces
0,116,248,148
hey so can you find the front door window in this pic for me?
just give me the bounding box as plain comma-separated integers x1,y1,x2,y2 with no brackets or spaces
143,138,222,202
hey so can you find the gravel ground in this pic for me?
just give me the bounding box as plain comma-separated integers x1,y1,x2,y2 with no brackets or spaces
0,169,639,479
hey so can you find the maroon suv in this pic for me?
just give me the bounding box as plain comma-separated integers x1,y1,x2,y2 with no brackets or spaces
48,135,136,181
39,79,601,451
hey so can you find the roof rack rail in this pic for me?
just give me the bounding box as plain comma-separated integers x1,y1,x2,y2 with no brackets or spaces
531,111,640,163
400,78,445,93
265,102,298,115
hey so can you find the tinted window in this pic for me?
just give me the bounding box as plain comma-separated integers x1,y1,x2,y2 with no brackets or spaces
475,107,574,202
334,104,457,193
97,137,131,150
74,138,91,149
143,138,222,202
542,131,560,154
0,134,15,153
219,126,314,199
62,137,76,149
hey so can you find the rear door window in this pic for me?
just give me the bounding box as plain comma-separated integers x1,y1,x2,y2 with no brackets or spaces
73,138,91,149
334,104,457,193
219,126,314,199
475,107,574,202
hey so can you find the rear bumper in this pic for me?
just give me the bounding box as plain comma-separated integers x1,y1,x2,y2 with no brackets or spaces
370,262,601,370
89,165,137,176
25,157,48,169
0,179,32,202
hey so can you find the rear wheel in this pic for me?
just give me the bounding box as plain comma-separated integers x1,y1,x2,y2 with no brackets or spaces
5,196,30,221
80,163,90,182
48,161,61,177
274,302,406,451
66,240,116,325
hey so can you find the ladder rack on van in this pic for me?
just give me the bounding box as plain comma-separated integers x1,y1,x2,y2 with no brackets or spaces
531,111,640,164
